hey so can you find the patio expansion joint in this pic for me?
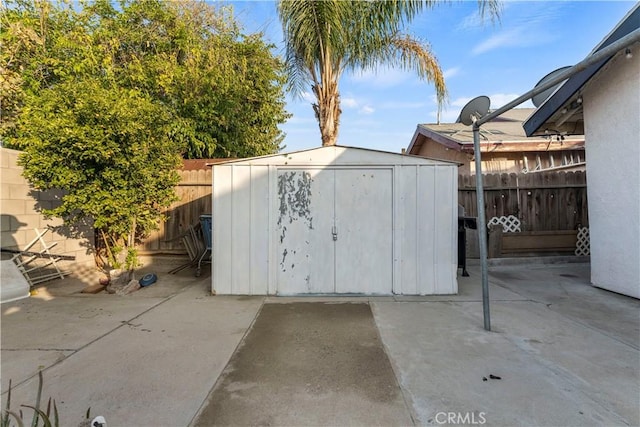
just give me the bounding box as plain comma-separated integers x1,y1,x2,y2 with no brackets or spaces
545,310,640,351
499,323,635,426
1,348,76,352
473,285,638,424
445,295,638,426
187,296,267,427
1,286,193,395
369,302,418,426
490,283,640,352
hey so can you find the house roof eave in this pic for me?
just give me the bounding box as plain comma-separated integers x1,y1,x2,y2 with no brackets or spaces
407,125,464,155
524,4,640,137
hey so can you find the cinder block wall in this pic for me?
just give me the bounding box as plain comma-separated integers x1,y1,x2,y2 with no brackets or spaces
1,147,95,270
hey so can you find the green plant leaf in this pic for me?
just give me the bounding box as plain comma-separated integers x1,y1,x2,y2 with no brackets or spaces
2,379,11,427
0,410,25,427
30,371,43,427
21,406,51,427
52,401,58,427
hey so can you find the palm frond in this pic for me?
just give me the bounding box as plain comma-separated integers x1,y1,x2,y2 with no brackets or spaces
477,0,502,24
278,0,348,96
276,0,501,145
389,34,447,105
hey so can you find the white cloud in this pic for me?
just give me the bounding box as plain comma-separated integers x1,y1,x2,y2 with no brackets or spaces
342,97,359,108
379,101,427,110
300,91,315,103
286,116,318,125
428,92,535,124
449,96,475,108
338,95,376,115
470,2,563,56
349,66,413,88
443,67,461,79
360,105,375,115
472,28,524,55
457,12,484,32
427,108,460,124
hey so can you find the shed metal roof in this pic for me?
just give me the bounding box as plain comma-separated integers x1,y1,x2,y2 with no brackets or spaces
214,145,462,167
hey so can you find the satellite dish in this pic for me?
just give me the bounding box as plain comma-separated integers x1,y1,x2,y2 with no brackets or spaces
457,96,490,126
531,66,571,107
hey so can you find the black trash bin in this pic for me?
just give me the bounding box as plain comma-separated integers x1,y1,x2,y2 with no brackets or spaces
458,208,477,277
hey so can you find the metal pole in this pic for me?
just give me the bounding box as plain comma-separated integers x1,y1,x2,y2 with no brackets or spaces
473,124,491,331
470,27,640,332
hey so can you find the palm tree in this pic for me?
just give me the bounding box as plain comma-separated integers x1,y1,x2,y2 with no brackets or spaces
278,0,501,146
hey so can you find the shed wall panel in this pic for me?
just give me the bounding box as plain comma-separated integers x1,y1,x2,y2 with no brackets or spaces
250,166,270,294
267,166,278,295
230,166,252,294
417,166,436,294
399,165,419,295
434,166,458,294
213,166,233,294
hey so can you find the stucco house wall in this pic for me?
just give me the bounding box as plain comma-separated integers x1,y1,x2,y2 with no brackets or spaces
582,44,639,298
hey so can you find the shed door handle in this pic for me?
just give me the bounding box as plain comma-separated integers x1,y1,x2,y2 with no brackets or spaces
332,226,338,241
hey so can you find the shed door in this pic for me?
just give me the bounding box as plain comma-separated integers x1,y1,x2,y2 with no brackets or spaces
277,169,335,294
334,169,393,294
276,168,392,294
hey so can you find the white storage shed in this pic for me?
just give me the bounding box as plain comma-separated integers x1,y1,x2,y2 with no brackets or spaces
212,146,459,295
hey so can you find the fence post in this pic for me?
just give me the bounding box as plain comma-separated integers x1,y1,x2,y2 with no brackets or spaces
487,225,503,258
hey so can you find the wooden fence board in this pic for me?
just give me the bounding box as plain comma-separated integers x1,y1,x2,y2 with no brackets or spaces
501,230,578,255
139,169,588,255
459,171,588,232
139,169,212,254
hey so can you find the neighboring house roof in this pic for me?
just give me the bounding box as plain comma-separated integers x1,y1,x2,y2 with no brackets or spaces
407,108,584,155
524,3,640,136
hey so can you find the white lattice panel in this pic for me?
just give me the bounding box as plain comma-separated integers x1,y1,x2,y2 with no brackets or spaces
487,215,521,232
575,227,590,256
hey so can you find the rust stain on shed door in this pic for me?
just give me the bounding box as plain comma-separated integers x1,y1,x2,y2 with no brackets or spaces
277,169,335,294
277,168,393,295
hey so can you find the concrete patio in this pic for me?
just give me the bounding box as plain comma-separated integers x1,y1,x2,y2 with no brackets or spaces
1,257,638,426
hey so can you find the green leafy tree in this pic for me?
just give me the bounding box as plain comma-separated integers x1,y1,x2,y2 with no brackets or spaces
277,0,501,146
1,0,290,270
1,0,290,158
168,31,291,158
83,0,290,158
0,0,72,137
17,79,183,269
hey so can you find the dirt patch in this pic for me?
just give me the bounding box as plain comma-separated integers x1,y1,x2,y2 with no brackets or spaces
193,302,411,426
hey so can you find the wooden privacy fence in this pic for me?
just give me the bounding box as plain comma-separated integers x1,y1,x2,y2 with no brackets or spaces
459,171,589,232
140,169,588,255
139,169,212,254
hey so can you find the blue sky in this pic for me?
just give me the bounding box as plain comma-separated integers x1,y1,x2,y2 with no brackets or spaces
227,0,637,153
